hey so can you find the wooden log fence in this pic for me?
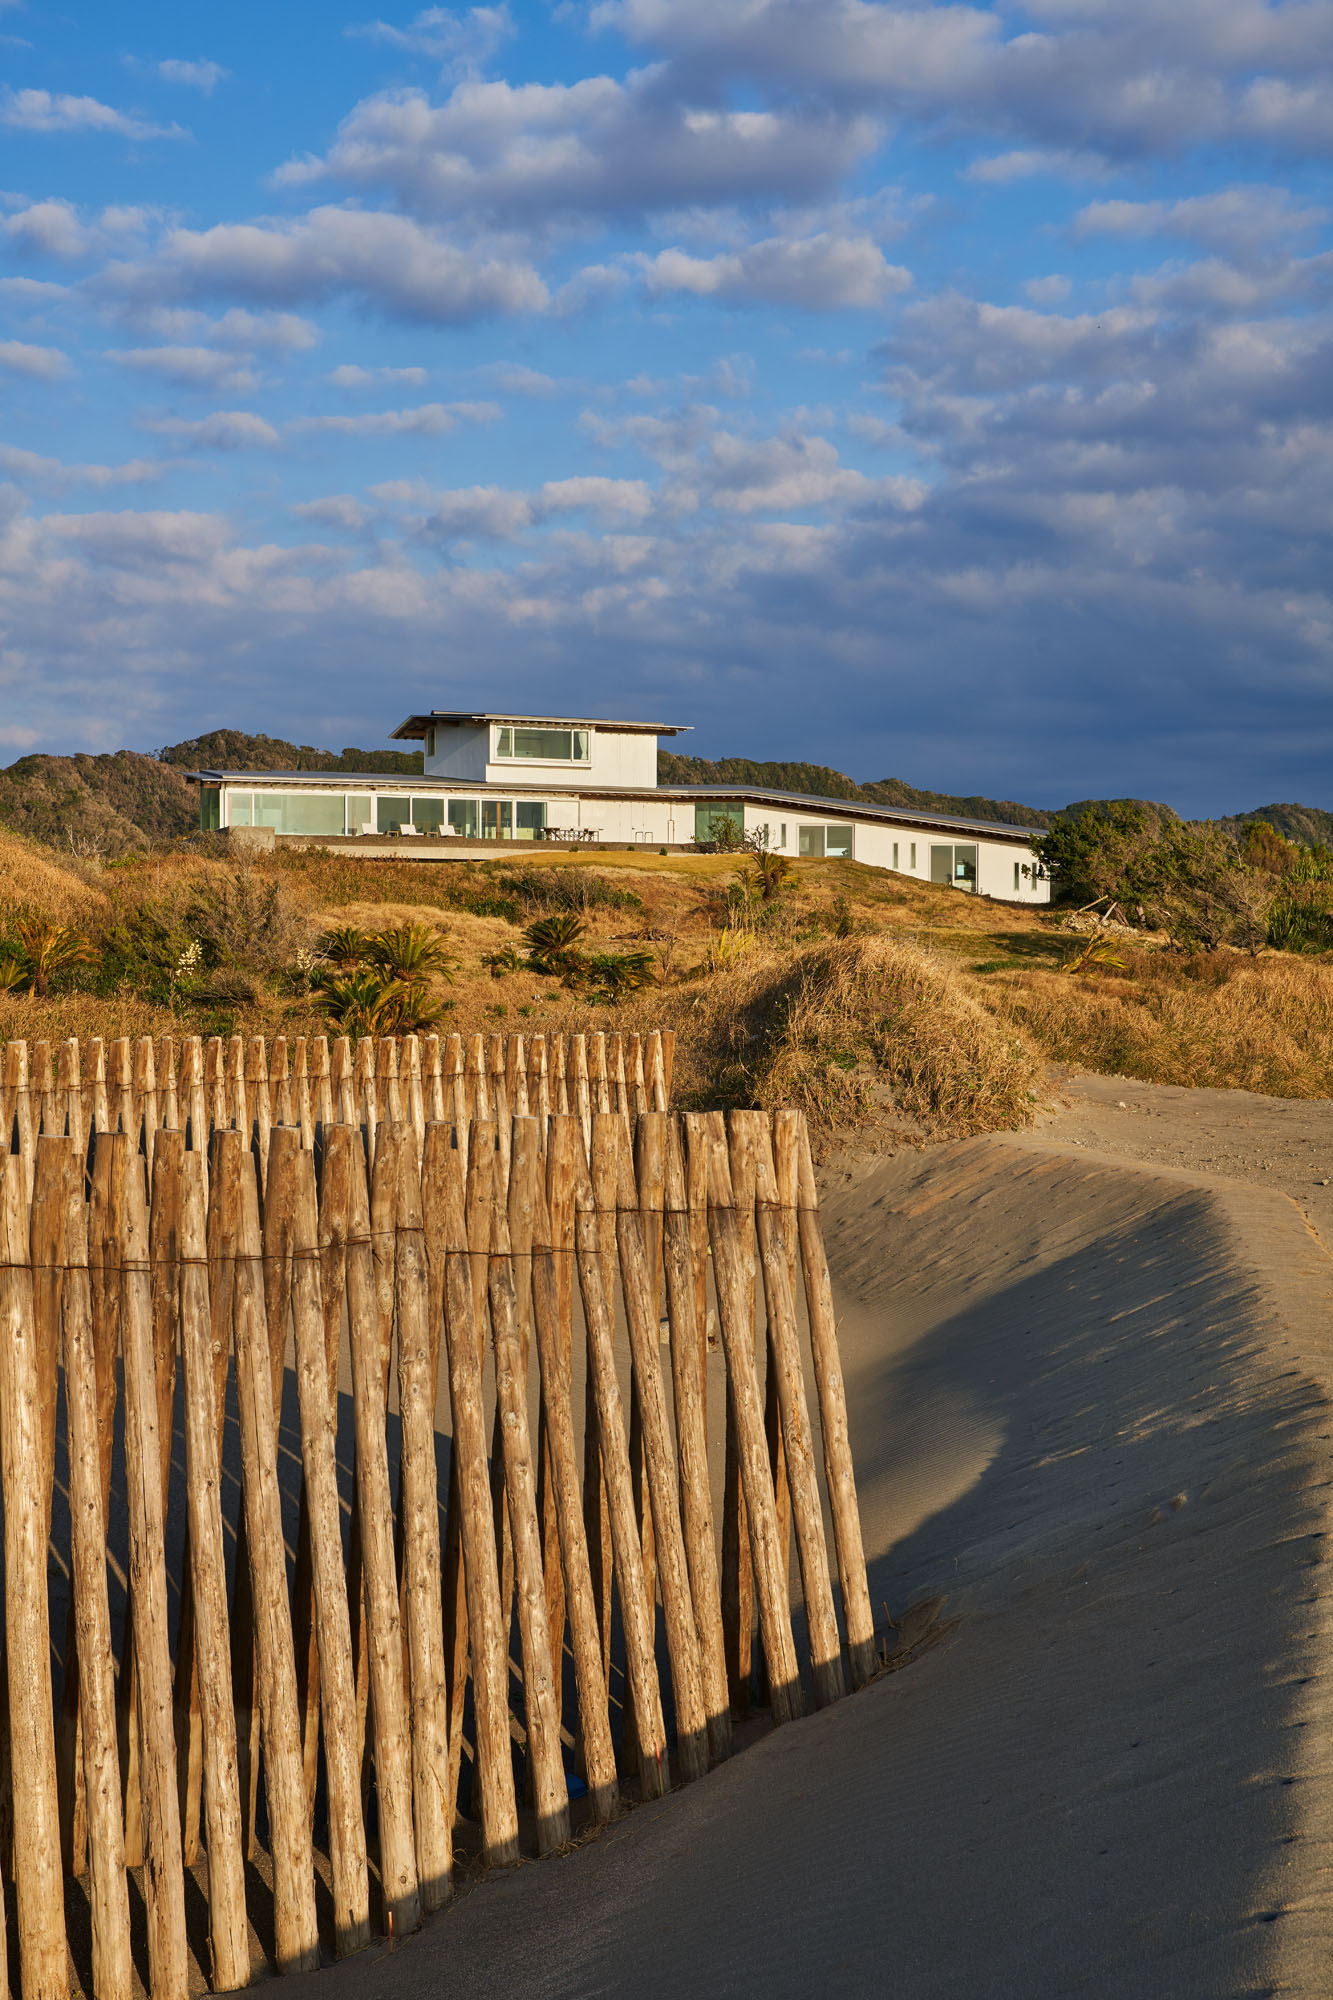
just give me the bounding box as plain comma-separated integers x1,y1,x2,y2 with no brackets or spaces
0,1031,874,1998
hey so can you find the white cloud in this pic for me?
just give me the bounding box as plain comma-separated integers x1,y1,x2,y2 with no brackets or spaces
1,88,183,141
327,363,429,387
290,494,376,531
637,231,910,308
157,59,228,94
0,340,70,379
347,5,514,75
120,305,320,351
272,74,880,224
1075,186,1328,264
2,198,156,261
106,345,257,390
964,148,1108,184
290,399,500,436
141,411,282,450
106,205,548,324
0,444,159,489
1024,274,1072,304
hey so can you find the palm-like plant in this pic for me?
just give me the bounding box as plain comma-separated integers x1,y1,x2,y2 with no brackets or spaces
749,850,795,904
318,925,373,969
1,917,95,997
319,968,401,1039
523,913,586,973
366,922,456,983
586,950,657,999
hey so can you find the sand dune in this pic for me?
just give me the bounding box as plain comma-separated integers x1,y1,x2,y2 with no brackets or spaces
302,1104,1333,1999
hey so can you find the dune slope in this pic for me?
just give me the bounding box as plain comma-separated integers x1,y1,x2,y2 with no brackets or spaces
299,1135,1333,2000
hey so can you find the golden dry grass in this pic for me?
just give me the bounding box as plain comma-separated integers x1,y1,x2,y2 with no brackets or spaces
983,955,1333,1099
0,830,110,925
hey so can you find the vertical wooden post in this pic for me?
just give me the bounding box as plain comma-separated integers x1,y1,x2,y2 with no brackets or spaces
274,1132,371,1956
719,1110,755,1715
272,1037,292,1130
662,1121,730,1763
89,1034,110,1137
423,1035,445,1124
0,1154,67,2000
225,1133,321,1972
752,1120,845,1709
524,1134,618,1823
571,1119,668,1799
436,1132,520,1865
60,1153,134,2000
783,1114,876,1689
541,1119,576,1698
31,1039,56,1139
182,1036,206,1158
134,1038,158,1180
403,1036,425,1144
613,1118,708,1783
116,1134,190,1999
176,1150,250,1992
705,1130,802,1727
337,1123,421,1932
392,1129,453,1911
293,1039,314,1152
59,1037,83,1159
29,1135,66,1538
158,1035,180,1134
487,1214,570,1855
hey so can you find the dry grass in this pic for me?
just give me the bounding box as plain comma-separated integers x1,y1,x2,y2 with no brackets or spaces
983,953,1333,1099
655,934,1043,1139
0,830,110,925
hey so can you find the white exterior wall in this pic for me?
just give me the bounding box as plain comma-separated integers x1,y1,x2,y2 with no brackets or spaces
423,723,490,780
220,778,1047,901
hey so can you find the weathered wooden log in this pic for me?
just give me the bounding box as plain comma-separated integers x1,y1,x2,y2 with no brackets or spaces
783,1113,877,1689
335,1121,421,1932
60,1149,134,2000
117,1134,190,1998
751,1118,845,1709
273,1130,371,1955
224,1133,321,1972
435,1126,520,1865
662,1121,731,1765
177,1150,250,1991
614,1116,709,1782
391,1127,453,1911
522,1127,618,1823
705,1128,802,1728
0,1151,66,2000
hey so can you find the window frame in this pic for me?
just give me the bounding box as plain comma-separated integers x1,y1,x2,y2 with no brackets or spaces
492,724,591,766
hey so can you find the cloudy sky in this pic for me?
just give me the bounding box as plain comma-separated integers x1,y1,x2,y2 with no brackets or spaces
1,0,1331,811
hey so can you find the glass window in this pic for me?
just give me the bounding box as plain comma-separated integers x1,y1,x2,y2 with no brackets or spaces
826,826,853,858
228,791,253,827
252,792,345,835
483,800,513,839
448,799,479,838
930,844,953,884
515,801,547,840
377,797,410,833
494,725,590,763
779,823,786,848
798,825,825,858
892,842,899,869
426,727,436,757
199,786,220,833
953,845,978,891
694,803,743,844
910,843,917,869
1014,862,1021,892
346,793,372,835
412,797,445,831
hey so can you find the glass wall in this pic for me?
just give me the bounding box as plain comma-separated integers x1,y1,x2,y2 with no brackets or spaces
483,801,513,839
494,726,590,763
515,802,547,839
449,799,480,838
229,792,253,826
826,826,854,858
694,803,743,844
199,786,220,832
798,825,825,857
930,843,978,890
377,797,410,834
253,792,346,835
411,797,445,831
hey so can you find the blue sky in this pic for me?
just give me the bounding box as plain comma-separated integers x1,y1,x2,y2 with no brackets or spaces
2,0,1332,812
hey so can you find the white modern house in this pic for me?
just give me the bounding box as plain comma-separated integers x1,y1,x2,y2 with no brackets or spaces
190,708,1050,903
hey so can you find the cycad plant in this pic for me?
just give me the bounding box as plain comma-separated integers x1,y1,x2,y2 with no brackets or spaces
0,917,95,997
318,925,374,969
366,922,457,983
523,913,586,975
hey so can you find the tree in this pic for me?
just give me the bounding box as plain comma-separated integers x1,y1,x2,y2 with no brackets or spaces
0,917,95,997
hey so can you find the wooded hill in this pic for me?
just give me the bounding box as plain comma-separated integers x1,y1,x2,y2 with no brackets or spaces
0,729,1326,859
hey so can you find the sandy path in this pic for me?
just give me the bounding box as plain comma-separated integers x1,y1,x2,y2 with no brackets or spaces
290,1100,1333,2000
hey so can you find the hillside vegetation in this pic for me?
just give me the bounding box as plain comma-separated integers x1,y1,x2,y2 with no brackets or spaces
4,818,1333,1144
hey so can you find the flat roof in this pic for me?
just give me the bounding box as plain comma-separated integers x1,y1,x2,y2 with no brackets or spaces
187,769,1039,842
390,712,690,740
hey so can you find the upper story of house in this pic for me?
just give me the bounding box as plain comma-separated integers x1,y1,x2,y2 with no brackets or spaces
389,711,690,791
